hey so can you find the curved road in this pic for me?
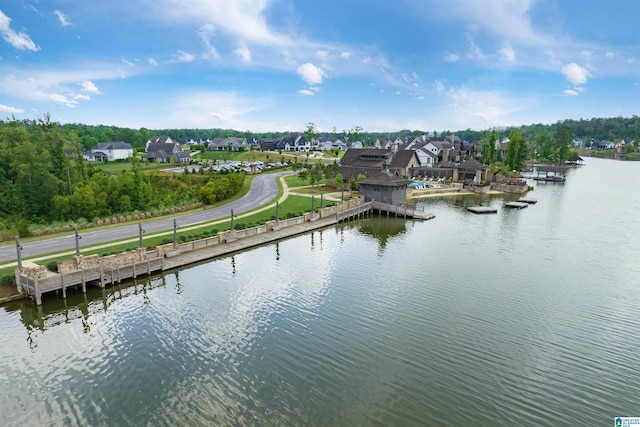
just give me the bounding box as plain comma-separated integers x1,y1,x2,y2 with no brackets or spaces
0,172,288,264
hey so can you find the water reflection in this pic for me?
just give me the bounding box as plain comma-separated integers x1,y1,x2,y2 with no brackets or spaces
3,274,169,342
356,216,407,252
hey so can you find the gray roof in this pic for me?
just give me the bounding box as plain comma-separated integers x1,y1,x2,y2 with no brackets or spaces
456,158,487,171
361,171,409,187
93,141,132,150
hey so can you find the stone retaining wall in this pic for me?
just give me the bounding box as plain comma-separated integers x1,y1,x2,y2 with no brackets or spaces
57,249,147,273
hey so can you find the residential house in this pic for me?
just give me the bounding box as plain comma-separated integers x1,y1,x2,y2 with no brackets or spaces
258,138,278,152
208,137,249,152
276,133,310,152
145,136,190,163
316,137,334,151
145,135,180,150
84,141,133,162
423,139,454,164
337,147,418,180
495,137,509,161
337,148,393,181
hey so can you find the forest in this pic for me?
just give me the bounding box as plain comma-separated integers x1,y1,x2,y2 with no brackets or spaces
0,116,244,239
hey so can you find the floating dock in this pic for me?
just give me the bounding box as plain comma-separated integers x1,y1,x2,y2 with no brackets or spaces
518,197,537,204
505,201,529,209
467,206,497,214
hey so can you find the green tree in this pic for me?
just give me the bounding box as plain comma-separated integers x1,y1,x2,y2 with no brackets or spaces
534,131,554,162
334,173,344,190
554,125,572,163
304,122,316,147
481,130,497,165
505,130,526,171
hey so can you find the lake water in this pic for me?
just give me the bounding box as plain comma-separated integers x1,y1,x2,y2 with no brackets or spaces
1,157,639,426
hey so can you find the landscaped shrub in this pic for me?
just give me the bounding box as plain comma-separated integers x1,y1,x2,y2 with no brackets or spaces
0,274,16,286
45,260,58,272
160,238,172,245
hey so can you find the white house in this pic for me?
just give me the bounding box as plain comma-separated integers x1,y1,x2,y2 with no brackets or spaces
84,141,133,162
276,133,310,152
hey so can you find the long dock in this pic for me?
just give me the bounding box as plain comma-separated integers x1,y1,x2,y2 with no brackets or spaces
16,199,434,305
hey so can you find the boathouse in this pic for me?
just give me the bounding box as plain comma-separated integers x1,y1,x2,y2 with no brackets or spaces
535,165,568,182
359,161,409,204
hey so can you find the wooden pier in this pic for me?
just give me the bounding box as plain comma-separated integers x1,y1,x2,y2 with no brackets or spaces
371,201,436,220
17,199,433,305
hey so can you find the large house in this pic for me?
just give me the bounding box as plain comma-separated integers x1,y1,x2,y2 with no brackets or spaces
276,133,310,152
83,141,133,162
336,148,419,181
144,136,190,163
208,137,249,152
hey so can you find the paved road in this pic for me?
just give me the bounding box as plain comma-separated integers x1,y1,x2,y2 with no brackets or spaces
0,172,288,263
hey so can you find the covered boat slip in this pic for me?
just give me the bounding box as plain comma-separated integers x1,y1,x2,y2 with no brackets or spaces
534,165,568,182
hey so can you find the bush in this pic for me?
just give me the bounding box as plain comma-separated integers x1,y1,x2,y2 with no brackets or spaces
45,260,58,272
160,238,172,245
0,274,16,286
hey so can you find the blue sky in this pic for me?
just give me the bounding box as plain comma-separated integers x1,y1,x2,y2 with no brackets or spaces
0,0,638,133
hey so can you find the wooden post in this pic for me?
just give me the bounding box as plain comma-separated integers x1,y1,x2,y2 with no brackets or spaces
133,262,137,279
35,276,41,306
81,268,87,294
61,273,67,299
100,261,105,288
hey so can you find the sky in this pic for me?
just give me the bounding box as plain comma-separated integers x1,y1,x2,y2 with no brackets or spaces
0,0,638,133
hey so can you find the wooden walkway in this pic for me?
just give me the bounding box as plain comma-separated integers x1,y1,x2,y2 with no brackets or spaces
371,202,436,220
18,200,408,305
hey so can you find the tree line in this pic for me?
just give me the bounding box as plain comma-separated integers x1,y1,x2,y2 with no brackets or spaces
0,117,244,239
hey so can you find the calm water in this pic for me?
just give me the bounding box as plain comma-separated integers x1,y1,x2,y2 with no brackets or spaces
1,157,639,426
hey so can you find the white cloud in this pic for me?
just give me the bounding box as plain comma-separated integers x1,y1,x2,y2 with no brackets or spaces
0,65,137,108
561,63,590,85
148,57,159,66
80,80,101,94
198,24,220,59
73,93,91,101
165,91,283,132
438,0,554,47
316,50,328,58
235,41,251,62
176,51,196,63
161,0,289,47
298,89,314,96
0,10,40,51
443,52,460,62
498,42,516,62
54,10,72,27
297,63,326,85
433,80,532,129
605,52,615,59
563,89,579,96
340,52,351,59
0,104,24,114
